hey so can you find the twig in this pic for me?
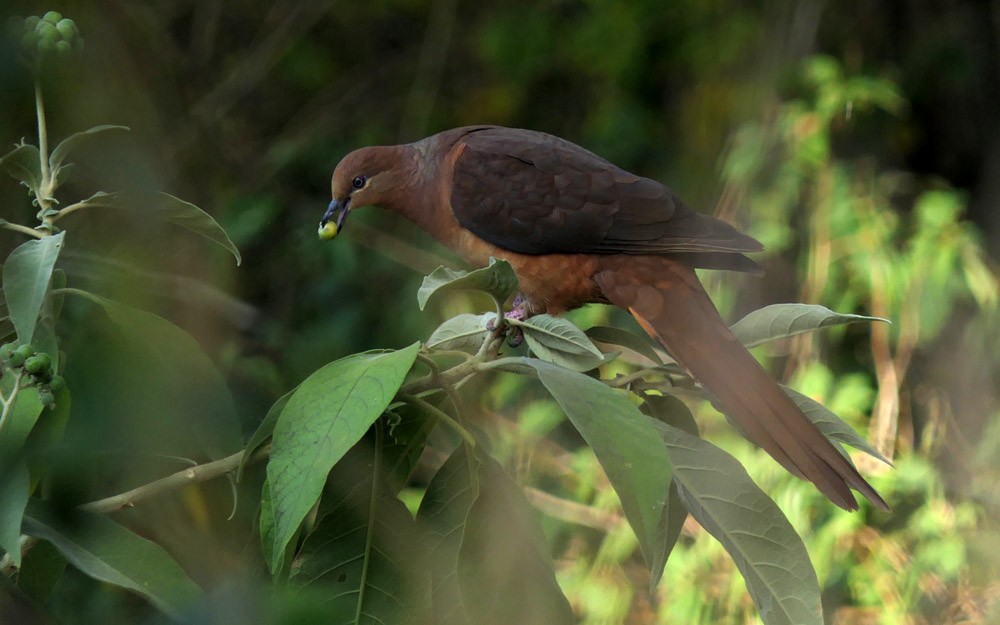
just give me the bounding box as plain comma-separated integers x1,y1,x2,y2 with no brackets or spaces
399,392,476,448
0,222,45,239
80,445,270,514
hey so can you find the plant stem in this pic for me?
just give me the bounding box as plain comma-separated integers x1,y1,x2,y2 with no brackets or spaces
0,222,44,239
80,445,270,514
0,371,25,437
34,75,56,227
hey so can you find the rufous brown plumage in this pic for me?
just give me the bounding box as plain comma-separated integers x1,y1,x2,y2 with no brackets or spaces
322,125,888,512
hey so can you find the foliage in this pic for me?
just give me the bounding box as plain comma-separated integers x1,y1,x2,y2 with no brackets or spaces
1,5,998,625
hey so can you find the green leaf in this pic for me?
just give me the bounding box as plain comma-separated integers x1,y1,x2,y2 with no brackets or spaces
259,480,298,580
0,144,42,193
291,430,431,624
654,420,823,625
730,303,888,348
22,500,202,617
61,288,242,456
418,445,574,625
64,191,241,265
783,386,891,466
16,538,67,604
2,231,65,345
0,385,45,455
416,445,479,625
417,257,518,311
456,452,575,625
49,125,130,180
0,462,29,567
265,343,419,572
426,313,495,351
237,389,294,481
514,358,674,584
382,402,435,493
512,314,605,372
586,325,663,364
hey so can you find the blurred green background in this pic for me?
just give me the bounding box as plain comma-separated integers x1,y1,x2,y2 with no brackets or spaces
1,1,999,623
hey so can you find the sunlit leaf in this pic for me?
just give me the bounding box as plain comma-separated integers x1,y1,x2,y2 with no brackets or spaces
426,313,495,352
63,191,241,265
265,343,419,572
22,500,202,617
512,314,605,371
730,303,887,348
654,420,823,625
417,257,518,311
2,232,65,345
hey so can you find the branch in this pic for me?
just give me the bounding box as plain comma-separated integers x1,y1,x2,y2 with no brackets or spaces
0,222,45,239
79,445,270,514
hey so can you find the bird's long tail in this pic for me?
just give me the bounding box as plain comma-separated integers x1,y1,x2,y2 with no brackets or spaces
594,256,888,511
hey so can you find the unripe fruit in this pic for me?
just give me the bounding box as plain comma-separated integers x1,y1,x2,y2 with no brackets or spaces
24,16,40,30
15,345,34,360
55,18,76,40
20,30,38,50
318,222,338,240
42,11,62,24
25,353,51,375
48,375,65,392
8,352,24,367
37,38,55,54
39,390,55,407
35,20,56,35
55,40,71,55
0,343,15,360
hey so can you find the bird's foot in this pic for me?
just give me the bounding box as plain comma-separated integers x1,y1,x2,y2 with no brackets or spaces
485,294,530,347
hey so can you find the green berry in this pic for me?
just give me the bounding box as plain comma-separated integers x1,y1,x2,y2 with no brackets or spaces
15,345,34,360
39,390,55,407
25,353,51,375
55,18,76,39
24,16,40,30
8,352,24,367
37,37,55,54
0,343,15,360
55,40,71,55
48,375,65,392
35,19,56,34
42,11,62,25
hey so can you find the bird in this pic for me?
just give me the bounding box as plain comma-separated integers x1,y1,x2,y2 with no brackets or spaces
320,125,888,512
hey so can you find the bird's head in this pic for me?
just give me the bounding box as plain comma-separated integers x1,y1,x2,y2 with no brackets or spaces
319,146,402,240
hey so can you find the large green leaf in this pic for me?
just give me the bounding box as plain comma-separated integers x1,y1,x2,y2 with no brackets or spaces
417,257,518,311
512,314,605,372
61,191,241,265
730,303,888,348
237,388,294,481
291,433,430,624
783,386,891,465
426,313,495,352
512,358,674,585
586,325,663,364
456,452,575,625
0,144,42,193
416,445,479,625
653,420,823,625
61,288,242,457
265,343,419,572
418,445,574,625
49,125,130,180
0,462,29,567
2,231,65,345
22,500,202,617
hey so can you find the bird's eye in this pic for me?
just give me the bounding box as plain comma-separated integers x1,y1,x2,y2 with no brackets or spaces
352,175,366,190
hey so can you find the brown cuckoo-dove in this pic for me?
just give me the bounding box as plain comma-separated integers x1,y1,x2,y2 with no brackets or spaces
320,125,888,512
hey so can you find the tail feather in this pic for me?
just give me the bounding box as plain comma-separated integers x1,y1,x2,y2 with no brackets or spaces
596,257,888,512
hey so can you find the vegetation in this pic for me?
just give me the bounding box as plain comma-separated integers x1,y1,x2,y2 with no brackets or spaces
1,4,998,624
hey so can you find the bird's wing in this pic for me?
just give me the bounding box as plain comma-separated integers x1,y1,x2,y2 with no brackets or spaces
448,127,763,264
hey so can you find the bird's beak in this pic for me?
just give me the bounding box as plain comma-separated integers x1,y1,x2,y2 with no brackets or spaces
318,198,350,240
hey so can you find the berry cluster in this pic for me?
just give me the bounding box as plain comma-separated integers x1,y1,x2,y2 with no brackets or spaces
6,11,83,60
1,342,64,407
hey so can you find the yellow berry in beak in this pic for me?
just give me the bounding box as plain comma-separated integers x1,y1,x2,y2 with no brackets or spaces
318,222,338,241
